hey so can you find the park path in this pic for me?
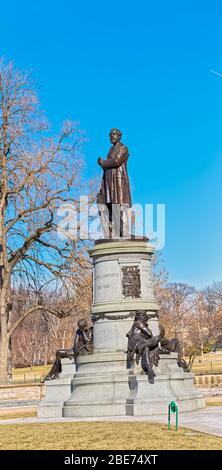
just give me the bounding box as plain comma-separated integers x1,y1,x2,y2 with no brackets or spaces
0,406,222,438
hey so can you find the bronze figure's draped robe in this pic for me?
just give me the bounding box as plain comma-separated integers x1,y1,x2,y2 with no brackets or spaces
97,129,132,238
98,141,132,207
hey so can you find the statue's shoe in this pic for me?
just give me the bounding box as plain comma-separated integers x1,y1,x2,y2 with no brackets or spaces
148,370,155,384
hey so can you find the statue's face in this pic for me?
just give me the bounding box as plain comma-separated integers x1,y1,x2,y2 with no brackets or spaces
109,129,121,144
135,311,148,322
78,320,87,330
135,311,144,321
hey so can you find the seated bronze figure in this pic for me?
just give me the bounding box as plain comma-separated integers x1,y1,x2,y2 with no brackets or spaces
126,311,167,384
160,335,190,371
43,319,93,381
126,311,189,384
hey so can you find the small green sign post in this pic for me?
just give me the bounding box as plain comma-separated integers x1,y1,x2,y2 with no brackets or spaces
168,401,178,431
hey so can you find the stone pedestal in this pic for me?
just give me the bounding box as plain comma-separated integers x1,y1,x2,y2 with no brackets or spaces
62,240,205,417
63,352,130,417
38,358,76,418
126,354,204,416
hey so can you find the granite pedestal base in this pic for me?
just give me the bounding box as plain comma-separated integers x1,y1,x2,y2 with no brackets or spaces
62,352,204,418
126,353,204,416
38,358,76,418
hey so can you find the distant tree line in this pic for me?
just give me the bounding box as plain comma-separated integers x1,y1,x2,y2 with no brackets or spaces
155,267,222,365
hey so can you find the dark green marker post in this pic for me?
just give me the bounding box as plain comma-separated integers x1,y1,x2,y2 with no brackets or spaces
168,401,178,430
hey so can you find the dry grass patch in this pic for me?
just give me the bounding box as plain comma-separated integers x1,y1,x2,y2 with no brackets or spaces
0,422,221,450
12,365,51,383
0,408,37,420
206,401,222,407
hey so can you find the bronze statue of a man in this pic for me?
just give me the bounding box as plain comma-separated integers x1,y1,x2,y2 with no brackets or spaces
42,319,93,381
126,311,165,383
97,128,132,238
126,312,190,384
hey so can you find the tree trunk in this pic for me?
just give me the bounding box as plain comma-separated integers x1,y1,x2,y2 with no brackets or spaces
201,340,204,363
188,351,197,371
0,279,11,381
0,328,10,381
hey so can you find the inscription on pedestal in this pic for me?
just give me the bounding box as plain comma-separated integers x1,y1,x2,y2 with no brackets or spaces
94,261,121,303
96,273,119,280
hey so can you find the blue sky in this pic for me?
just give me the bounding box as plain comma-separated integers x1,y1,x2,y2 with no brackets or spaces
1,0,222,288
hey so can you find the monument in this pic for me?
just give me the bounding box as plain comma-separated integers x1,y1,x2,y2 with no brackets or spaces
38,128,204,418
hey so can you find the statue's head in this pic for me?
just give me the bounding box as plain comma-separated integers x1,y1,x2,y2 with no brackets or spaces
77,319,88,331
134,311,148,322
109,128,122,144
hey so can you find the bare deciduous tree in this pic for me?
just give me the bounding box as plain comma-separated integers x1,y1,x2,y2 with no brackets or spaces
0,59,92,379
157,282,195,353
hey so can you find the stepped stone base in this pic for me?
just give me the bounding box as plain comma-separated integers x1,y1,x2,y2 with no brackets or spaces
62,352,204,418
38,358,76,418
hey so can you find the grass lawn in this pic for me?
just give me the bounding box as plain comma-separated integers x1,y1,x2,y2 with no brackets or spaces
192,364,222,374
12,365,51,383
0,422,221,450
191,352,222,375
206,402,222,406
0,408,37,420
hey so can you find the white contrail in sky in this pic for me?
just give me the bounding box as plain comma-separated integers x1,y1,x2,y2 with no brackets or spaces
210,69,222,78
